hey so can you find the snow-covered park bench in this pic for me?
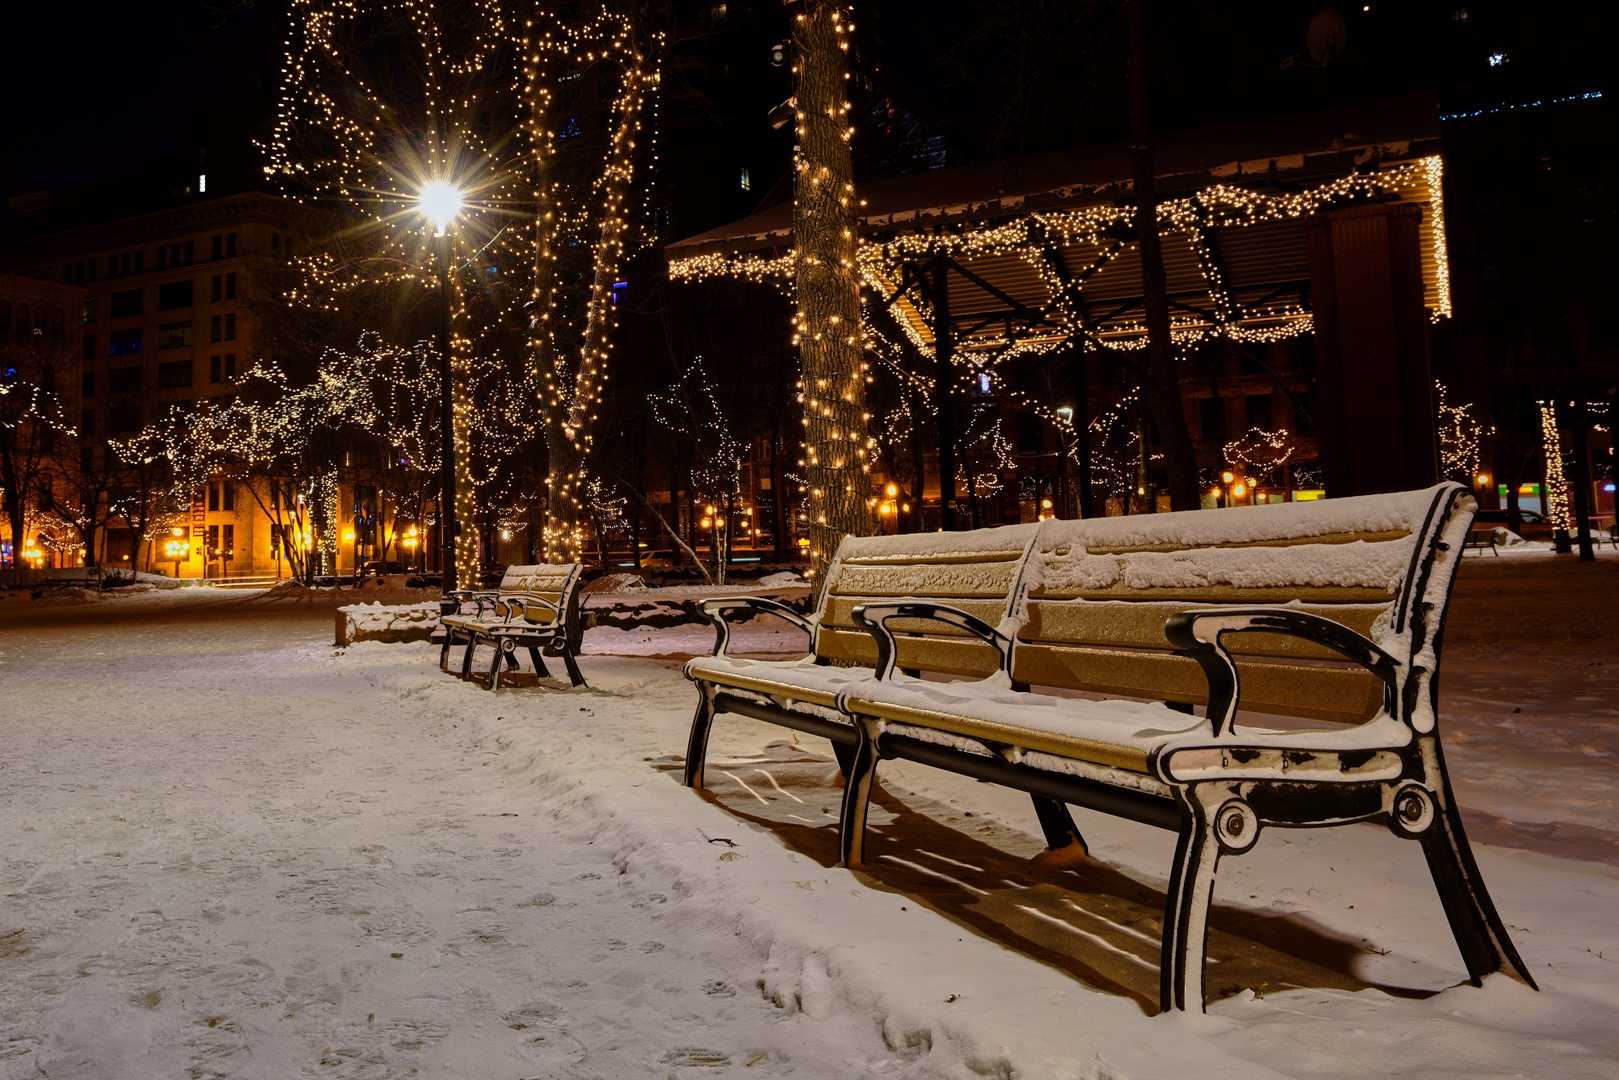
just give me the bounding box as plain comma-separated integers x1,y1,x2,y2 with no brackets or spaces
684,483,1535,1013
439,563,587,690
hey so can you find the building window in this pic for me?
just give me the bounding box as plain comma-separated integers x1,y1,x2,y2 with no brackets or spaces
110,289,142,318
1199,396,1225,445
158,360,193,389
107,402,141,434
82,335,96,361
81,409,95,438
158,281,194,310
82,296,96,324
222,481,235,512
108,328,143,357
1245,393,1273,430
210,355,222,383
739,166,751,192
224,313,236,341
208,484,220,512
108,366,141,395
225,353,237,380
82,371,94,397
157,321,193,350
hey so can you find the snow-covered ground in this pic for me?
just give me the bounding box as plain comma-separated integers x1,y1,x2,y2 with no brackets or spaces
1,548,1616,1078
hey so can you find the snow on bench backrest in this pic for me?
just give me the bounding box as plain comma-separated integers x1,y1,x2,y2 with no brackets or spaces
1011,484,1470,725
817,523,1040,677
496,563,582,625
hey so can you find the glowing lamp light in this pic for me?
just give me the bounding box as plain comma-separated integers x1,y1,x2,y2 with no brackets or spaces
1232,483,1247,498
1476,473,1490,487
884,483,898,498
417,180,465,235
1221,471,1235,484
343,528,356,544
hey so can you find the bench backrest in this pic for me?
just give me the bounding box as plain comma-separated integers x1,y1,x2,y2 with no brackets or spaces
496,562,583,626
816,523,1039,678
1010,484,1471,726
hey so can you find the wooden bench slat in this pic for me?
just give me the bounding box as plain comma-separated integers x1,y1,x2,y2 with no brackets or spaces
1020,599,1386,660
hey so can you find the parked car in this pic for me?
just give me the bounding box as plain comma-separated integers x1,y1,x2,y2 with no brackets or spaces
1473,509,1554,541
361,559,407,576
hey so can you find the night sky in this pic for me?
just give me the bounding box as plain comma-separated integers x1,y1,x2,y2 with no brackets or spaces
1,2,281,199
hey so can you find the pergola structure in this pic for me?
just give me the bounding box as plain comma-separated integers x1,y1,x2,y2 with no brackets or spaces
667,94,1450,515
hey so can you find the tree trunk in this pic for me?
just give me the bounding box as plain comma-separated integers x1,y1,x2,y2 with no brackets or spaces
526,3,653,564
793,0,874,586
1128,0,1199,512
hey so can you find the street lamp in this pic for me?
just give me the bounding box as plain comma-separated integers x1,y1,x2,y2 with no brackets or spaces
165,528,187,579
417,178,465,594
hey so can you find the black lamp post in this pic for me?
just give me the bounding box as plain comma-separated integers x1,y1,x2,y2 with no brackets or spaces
418,180,464,594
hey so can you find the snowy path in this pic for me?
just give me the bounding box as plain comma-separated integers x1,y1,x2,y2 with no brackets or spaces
3,554,1619,1079
0,618,880,1079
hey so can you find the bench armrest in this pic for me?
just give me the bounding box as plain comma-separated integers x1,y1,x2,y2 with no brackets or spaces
696,596,815,658
1163,607,1401,737
448,588,499,616
851,601,1014,682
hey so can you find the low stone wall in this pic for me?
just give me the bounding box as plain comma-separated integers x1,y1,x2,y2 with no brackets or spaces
335,602,442,646
336,587,812,647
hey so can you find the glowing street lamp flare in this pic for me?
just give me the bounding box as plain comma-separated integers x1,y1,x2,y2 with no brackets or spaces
417,181,465,235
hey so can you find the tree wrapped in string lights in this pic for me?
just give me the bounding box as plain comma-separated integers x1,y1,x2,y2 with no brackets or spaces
792,0,875,579
267,0,662,570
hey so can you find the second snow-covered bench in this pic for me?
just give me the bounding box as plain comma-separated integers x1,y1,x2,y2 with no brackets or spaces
439,563,587,689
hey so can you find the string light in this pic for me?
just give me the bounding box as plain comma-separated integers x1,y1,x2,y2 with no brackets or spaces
266,1,663,568
1541,401,1571,529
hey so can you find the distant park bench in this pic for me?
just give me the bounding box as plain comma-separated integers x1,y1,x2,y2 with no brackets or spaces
684,483,1534,1012
439,563,586,690
1464,528,1498,555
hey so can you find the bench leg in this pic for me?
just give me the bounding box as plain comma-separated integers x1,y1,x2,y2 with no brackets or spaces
1030,796,1088,858
527,646,551,679
684,686,719,789
560,648,587,688
838,720,882,868
830,739,856,779
488,639,514,691
1161,785,1254,1012
1410,770,1537,989
438,630,455,672
459,636,478,680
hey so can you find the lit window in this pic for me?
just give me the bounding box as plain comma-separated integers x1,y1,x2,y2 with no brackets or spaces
1488,51,1507,67
739,167,751,192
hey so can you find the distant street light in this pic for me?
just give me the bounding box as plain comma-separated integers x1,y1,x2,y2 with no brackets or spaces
417,179,465,593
